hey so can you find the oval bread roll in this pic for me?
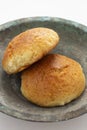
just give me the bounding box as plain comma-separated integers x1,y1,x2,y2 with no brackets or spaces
21,54,85,107
2,27,59,74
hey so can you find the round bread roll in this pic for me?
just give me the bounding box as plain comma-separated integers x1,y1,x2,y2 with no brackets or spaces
21,54,85,107
2,27,59,74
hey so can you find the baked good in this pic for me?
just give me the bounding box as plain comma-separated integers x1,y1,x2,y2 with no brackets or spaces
2,27,59,74
21,54,85,107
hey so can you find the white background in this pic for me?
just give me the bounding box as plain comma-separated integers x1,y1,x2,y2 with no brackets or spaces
0,0,87,129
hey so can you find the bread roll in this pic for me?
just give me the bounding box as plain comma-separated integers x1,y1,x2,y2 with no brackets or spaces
2,28,59,74
21,54,85,107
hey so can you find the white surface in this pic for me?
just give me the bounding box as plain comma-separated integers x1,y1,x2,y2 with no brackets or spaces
0,0,87,129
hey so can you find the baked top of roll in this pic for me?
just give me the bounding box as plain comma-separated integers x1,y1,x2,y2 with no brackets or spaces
2,27,59,74
21,54,85,107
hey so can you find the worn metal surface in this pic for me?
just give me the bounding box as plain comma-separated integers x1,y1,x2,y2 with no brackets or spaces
0,17,87,122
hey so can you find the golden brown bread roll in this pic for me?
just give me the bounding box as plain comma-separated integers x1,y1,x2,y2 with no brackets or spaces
21,54,85,107
2,27,59,74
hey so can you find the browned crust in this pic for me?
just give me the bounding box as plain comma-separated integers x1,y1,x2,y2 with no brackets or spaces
2,27,59,74
21,54,85,107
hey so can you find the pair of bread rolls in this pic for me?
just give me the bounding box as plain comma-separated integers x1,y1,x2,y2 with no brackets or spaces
2,27,85,107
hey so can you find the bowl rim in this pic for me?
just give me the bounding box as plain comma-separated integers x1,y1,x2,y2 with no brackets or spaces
0,16,87,32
